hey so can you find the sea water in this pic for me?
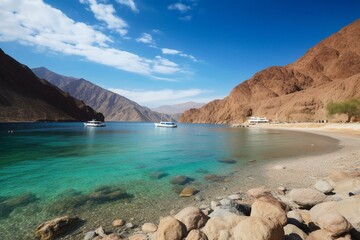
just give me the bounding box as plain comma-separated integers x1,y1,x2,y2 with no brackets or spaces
0,122,339,239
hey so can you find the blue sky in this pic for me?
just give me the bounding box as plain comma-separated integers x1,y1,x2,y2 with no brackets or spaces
1,0,360,107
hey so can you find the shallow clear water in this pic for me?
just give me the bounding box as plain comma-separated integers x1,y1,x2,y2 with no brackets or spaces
0,122,339,239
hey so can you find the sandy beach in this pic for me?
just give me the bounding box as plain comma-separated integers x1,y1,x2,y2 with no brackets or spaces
252,123,360,189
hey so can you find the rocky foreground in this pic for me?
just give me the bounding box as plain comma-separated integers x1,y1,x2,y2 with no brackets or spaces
35,169,360,240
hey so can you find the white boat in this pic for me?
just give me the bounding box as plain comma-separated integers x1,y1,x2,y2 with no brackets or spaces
84,120,106,127
154,122,177,128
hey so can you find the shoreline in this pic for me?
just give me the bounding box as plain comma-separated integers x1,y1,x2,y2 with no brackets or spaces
251,123,360,189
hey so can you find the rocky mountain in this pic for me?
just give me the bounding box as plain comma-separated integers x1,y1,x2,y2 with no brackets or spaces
152,101,205,115
0,49,104,122
181,19,360,123
32,67,175,122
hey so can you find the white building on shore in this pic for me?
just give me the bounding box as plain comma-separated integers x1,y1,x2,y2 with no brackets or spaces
248,116,269,124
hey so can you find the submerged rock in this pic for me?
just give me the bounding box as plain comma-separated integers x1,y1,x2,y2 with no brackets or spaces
203,174,225,182
0,193,38,218
170,175,194,185
149,171,168,180
48,186,132,214
217,158,237,164
179,187,198,197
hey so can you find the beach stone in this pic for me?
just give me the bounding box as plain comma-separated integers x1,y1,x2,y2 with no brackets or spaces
199,204,210,210
129,234,147,240
247,186,272,198
250,198,287,226
306,229,351,240
277,195,300,210
284,224,307,240
232,216,285,240
174,206,208,232
288,188,326,208
220,198,232,206
125,223,134,229
228,194,242,200
170,175,193,185
287,211,303,227
142,222,157,233
102,233,121,240
202,213,246,240
112,219,125,227
278,187,287,195
156,216,187,240
314,180,334,194
185,229,208,240
84,231,95,240
258,195,288,211
310,201,337,223
335,198,360,232
94,226,106,238
316,212,352,237
218,230,231,240
35,216,80,240
209,205,242,217
179,187,198,197
210,201,220,210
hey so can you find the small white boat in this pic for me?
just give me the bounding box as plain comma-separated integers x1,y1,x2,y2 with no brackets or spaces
84,120,106,127
154,122,177,128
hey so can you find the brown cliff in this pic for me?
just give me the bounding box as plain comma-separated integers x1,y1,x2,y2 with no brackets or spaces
180,19,360,123
0,49,104,122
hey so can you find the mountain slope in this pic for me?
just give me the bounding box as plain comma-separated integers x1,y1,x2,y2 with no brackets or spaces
0,49,104,122
32,67,175,122
181,19,360,123
152,102,205,114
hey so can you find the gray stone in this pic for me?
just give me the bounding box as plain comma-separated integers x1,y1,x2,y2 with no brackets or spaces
84,231,95,240
220,198,232,206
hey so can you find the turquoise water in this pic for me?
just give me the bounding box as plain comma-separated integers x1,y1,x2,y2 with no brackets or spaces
0,122,339,239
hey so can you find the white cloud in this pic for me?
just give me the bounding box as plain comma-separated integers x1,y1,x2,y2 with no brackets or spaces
81,0,128,36
116,0,138,13
136,33,155,45
108,88,209,106
162,48,197,62
162,48,181,55
179,15,192,21
0,0,181,76
168,3,191,12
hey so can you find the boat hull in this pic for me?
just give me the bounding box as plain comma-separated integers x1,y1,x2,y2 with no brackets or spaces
154,123,177,128
84,123,106,127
